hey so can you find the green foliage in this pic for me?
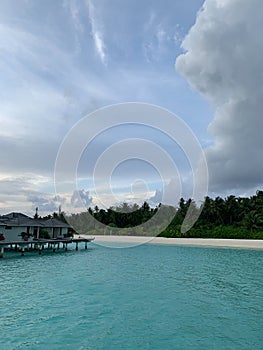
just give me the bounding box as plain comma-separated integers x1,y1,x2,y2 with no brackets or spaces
60,190,263,239
39,229,50,239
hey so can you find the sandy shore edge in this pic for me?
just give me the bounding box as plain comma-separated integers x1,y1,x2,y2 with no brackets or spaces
81,235,263,249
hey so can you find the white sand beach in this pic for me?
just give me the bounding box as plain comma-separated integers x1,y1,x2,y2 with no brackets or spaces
82,235,263,249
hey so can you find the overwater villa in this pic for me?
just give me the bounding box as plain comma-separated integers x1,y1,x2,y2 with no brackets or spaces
0,212,94,258
0,212,71,242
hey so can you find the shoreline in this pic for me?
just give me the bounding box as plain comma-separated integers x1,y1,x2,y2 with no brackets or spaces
82,235,263,249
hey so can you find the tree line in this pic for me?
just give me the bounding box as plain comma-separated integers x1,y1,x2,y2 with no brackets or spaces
60,190,263,239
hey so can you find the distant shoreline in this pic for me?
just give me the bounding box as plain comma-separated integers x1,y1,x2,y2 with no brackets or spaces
82,235,263,249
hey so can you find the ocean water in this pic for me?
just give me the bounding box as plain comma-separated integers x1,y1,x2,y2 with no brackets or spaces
0,243,262,350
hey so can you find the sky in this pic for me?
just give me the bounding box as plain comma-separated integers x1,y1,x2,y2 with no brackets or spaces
0,0,262,216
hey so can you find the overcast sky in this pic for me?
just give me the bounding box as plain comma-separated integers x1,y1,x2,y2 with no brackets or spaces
0,0,262,215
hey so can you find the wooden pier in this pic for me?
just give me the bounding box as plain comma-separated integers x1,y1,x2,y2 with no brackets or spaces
0,237,95,258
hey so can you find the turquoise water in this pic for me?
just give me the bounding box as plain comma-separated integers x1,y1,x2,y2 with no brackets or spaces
0,243,262,350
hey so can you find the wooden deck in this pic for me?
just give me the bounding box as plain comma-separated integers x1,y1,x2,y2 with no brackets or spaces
0,237,95,258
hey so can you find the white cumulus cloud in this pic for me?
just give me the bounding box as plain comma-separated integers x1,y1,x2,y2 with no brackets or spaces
176,0,263,194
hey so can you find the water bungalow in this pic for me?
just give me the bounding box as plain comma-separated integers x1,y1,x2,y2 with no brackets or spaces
0,212,94,258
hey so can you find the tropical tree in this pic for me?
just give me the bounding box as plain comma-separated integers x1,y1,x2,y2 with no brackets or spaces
242,211,263,233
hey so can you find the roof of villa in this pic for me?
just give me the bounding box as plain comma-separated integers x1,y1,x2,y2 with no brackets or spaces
0,212,71,228
43,218,70,228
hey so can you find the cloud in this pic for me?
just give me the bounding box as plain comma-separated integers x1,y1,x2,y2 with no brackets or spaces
149,177,193,206
87,0,107,65
71,189,93,208
143,14,183,64
149,188,163,204
0,176,33,198
28,194,66,213
0,7,116,177
176,0,263,193
0,0,211,212
66,0,84,33
0,175,65,214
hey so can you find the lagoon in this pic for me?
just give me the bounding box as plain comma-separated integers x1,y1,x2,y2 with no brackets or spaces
0,243,262,349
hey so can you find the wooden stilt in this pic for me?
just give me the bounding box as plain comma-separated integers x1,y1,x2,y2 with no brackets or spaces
0,237,94,257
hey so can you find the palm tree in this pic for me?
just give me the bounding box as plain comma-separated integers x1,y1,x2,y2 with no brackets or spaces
224,195,238,225
243,210,263,233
